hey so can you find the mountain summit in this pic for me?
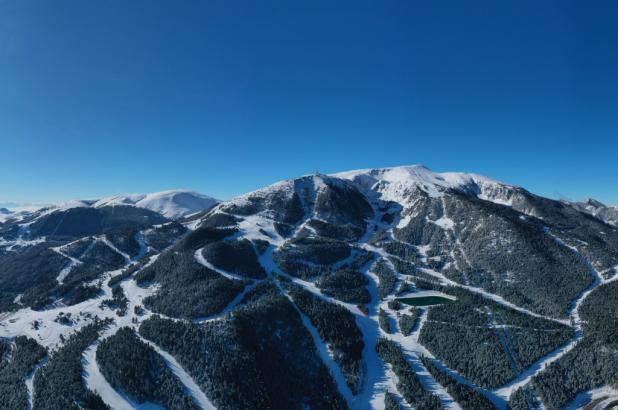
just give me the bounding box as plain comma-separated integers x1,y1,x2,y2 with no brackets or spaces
94,189,219,219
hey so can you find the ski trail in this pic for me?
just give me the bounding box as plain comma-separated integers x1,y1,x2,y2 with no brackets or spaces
383,259,505,409
277,285,355,408
25,356,48,410
563,386,618,410
194,248,246,281
100,236,132,264
439,196,471,286
52,238,97,284
82,338,148,410
358,199,460,409
52,247,83,284
257,210,388,409
193,280,260,323
138,336,216,410
493,229,608,401
133,231,149,261
383,305,461,410
418,266,570,325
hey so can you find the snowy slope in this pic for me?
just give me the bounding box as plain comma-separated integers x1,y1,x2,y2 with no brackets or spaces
334,164,518,206
94,190,218,219
569,198,618,226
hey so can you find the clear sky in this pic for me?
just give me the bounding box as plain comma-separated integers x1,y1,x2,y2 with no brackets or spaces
1,0,617,205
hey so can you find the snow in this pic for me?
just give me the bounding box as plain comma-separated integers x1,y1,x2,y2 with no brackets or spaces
281,287,355,407
4,165,617,409
563,386,618,410
492,229,609,401
52,239,96,284
254,193,464,409
1,190,218,223
83,334,160,410
53,235,138,284
396,290,456,301
431,215,455,230
94,190,218,219
418,266,569,325
194,248,247,281
0,235,47,251
138,336,216,410
100,236,132,263
334,165,517,207
25,356,47,410
193,280,258,324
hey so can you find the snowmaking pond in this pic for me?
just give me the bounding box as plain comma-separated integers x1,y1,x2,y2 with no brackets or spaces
396,290,456,306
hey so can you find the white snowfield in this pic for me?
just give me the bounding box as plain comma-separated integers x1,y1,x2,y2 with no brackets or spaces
94,189,218,219
334,164,518,206
3,189,219,222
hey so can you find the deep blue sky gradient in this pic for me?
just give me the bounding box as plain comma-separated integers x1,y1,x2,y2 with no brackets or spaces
1,1,617,204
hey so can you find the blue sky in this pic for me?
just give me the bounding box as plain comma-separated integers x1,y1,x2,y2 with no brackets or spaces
1,1,617,204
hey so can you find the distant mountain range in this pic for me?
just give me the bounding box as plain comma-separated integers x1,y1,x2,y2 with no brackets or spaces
568,198,618,226
1,165,617,410
0,189,218,222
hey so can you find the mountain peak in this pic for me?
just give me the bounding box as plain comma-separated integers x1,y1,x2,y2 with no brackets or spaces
333,164,515,205
583,198,607,209
94,189,219,219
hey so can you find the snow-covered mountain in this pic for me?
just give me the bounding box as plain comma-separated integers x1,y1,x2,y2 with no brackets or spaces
334,164,520,206
93,189,219,219
2,190,219,223
569,198,618,226
1,165,617,410
0,209,10,224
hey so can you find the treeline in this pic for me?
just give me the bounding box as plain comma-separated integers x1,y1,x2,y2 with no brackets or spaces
0,242,67,311
420,320,515,389
442,194,593,319
21,240,127,310
379,309,391,333
375,338,441,410
384,391,401,410
107,256,151,287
